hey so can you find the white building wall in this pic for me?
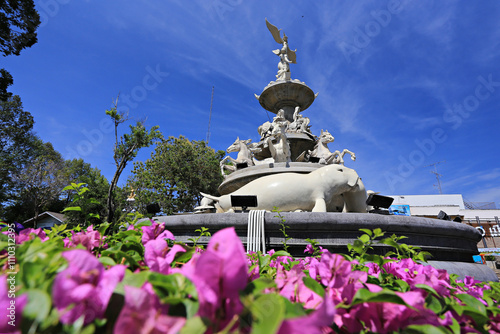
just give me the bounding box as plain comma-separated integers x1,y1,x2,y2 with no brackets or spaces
37,217,62,228
389,194,465,209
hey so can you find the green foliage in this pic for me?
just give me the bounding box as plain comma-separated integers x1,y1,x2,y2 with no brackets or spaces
4,221,500,333
8,140,67,224
273,207,291,252
188,226,211,248
105,96,162,225
0,95,36,211
61,159,109,225
305,238,323,257
0,0,41,100
129,136,224,215
62,183,101,226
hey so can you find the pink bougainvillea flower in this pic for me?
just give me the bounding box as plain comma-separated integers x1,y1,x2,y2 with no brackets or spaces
64,225,105,251
141,221,175,245
278,295,336,334
338,288,446,333
313,251,352,289
276,264,322,309
52,249,125,325
383,259,453,297
457,276,489,304
181,227,248,330
0,275,28,334
16,228,49,244
114,284,185,334
144,239,186,275
365,262,381,276
304,244,314,254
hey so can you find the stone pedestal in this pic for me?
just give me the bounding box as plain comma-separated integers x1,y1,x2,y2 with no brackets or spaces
151,212,498,282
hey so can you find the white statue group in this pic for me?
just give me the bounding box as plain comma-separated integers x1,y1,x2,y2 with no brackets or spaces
199,19,368,214
220,126,356,177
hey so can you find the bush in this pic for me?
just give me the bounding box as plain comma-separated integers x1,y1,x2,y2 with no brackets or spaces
2,218,500,334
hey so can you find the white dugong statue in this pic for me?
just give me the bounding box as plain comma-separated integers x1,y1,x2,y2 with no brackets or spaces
201,164,367,213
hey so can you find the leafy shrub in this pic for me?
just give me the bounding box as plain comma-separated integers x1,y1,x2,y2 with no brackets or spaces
1,219,500,334
485,255,497,261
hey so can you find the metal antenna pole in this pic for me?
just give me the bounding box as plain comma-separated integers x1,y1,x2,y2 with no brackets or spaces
206,86,214,144
424,161,445,194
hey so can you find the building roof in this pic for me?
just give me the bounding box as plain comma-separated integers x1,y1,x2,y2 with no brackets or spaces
389,194,465,210
23,211,68,225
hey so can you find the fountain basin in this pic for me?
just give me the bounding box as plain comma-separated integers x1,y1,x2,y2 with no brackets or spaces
152,212,498,282
258,80,316,115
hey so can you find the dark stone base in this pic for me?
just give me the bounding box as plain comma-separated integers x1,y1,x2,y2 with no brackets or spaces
151,212,498,282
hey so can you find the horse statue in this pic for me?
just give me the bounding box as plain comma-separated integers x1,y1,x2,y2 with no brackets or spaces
266,121,291,163
309,130,356,165
220,137,255,177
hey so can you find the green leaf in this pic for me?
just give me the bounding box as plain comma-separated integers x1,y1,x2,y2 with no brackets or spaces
180,316,207,334
98,256,117,266
115,270,150,295
62,206,82,212
414,284,438,296
425,295,444,314
359,228,373,237
242,277,276,296
456,293,486,315
403,324,451,334
270,250,291,260
393,279,410,292
250,294,285,334
283,297,307,319
23,289,51,322
359,234,370,244
21,263,45,288
171,247,195,264
302,276,325,297
149,273,199,318
352,288,408,306
380,237,399,248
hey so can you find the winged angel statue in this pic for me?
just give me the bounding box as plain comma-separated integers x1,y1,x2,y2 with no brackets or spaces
266,19,297,81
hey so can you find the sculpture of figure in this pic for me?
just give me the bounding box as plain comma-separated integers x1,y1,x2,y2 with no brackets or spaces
201,164,367,213
309,130,356,165
266,120,291,163
127,187,136,201
266,19,297,81
258,121,273,140
288,106,311,133
258,109,289,140
220,137,255,177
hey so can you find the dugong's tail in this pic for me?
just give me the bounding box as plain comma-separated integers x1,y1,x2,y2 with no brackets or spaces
200,192,220,202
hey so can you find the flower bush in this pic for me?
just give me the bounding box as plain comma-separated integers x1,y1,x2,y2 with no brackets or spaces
1,218,500,333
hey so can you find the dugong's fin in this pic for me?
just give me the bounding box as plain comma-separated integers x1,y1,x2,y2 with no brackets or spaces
200,192,220,202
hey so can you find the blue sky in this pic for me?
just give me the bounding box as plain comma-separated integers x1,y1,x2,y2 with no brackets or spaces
4,1,500,206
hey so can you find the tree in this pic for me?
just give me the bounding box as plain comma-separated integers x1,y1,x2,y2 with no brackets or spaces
0,0,41,100
10,140,67,224
129,136,225,215
0,95,37,207
61,159,109,225
105,98,162,224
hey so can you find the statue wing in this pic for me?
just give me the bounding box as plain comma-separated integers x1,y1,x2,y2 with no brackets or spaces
266,18,283,44
287,48,297,63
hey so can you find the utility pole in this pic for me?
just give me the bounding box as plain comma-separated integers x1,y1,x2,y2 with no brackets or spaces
206,86,214,144
424,161,445,194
